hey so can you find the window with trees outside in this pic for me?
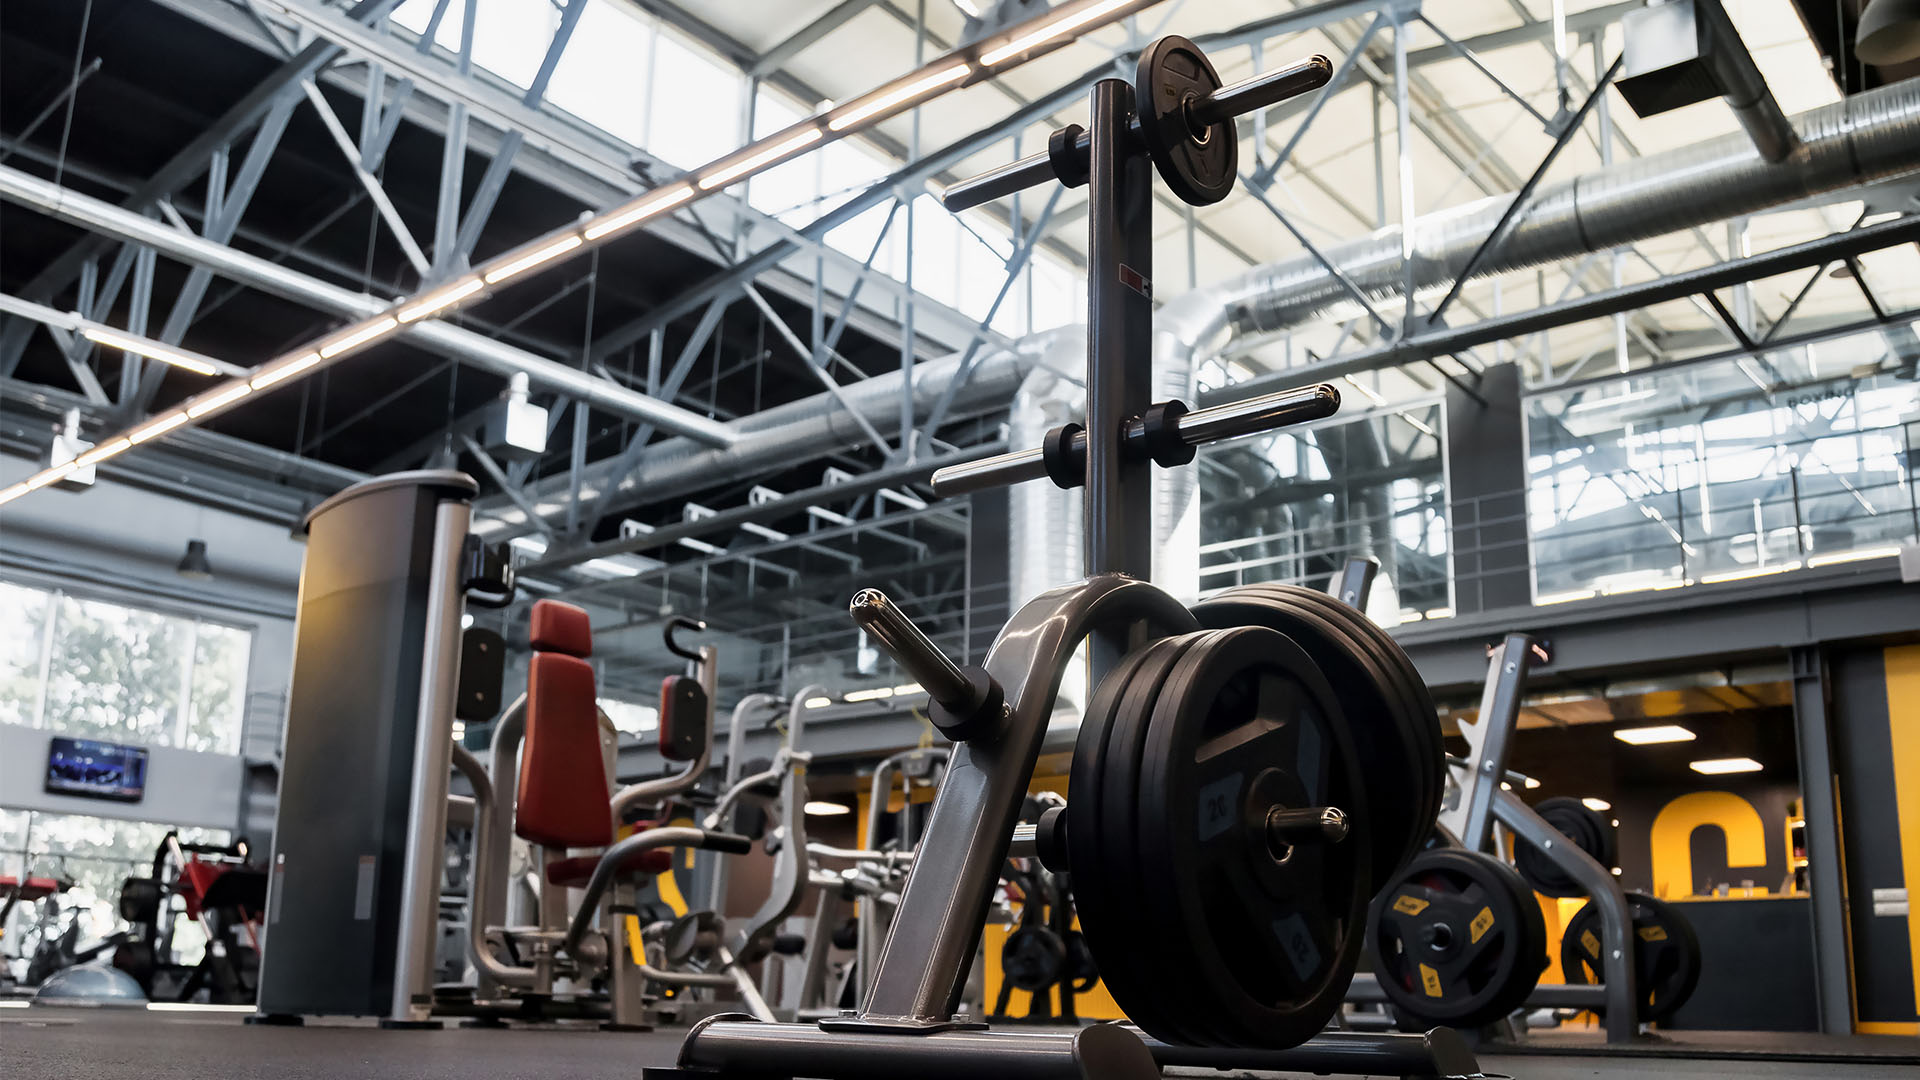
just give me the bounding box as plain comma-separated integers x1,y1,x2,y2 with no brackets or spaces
0,810,232,977
0,579,253,755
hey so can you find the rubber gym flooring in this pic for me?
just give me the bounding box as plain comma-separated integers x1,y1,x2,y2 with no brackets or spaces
4,1007,1920,1080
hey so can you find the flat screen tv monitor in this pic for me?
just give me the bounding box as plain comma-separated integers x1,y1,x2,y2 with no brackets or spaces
44,736,149,803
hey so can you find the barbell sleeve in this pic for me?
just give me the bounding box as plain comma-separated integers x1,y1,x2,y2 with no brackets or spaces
848,588,975,710
944,54,1331,212
930,383,1340,497
943,153,1064,213
1186,55,1332,127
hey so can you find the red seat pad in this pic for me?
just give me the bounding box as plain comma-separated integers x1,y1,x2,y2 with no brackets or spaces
529,599,592,658
22,877,61,901
516,651,613,850
544,849,674,889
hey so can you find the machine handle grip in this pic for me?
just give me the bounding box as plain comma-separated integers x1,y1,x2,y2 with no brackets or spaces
700,831,755,855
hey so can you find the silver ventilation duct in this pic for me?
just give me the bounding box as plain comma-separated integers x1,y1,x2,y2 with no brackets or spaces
1156,77,1920,370
1614,0,1801,164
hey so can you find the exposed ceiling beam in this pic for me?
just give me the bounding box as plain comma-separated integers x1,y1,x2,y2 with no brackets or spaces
751,0,884,76
0,163,737,445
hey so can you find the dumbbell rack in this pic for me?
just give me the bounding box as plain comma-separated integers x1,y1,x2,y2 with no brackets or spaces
648,39,1480,1080
1348,633,1644,1043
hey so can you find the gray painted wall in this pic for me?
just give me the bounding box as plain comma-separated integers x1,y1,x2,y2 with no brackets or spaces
0,721,246,830
0,452,306,835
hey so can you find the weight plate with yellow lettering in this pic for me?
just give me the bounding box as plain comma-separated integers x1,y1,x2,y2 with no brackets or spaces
1559,891,1701,1022
1366,848,1547,1030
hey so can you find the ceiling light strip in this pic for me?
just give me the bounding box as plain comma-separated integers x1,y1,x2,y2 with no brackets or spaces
0,0,1161,507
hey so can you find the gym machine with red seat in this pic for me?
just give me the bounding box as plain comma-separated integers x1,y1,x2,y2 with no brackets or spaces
448,601,754,1028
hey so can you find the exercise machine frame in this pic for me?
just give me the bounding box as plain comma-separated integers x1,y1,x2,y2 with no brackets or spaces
1348,632,1642,1042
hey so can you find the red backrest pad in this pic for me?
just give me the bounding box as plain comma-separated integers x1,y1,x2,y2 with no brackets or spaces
179,861,224,919
529,600,592,658
516,651,613,849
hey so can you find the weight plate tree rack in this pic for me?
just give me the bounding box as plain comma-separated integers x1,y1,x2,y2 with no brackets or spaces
648,36,1479,1080
1348,632,1646,1043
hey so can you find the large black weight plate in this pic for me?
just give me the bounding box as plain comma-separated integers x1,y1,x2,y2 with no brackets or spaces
1002,926,1067,993
1134,36,1237,206
1514,797,1616,898
1368,847,1547,1030
1192,585,1434,890
1560,892,1702,1022
1068,633,1197,1041
1098,632,1220,1045
1279,587,1444,854
1216,582,1441,861
1134,626,1370,1047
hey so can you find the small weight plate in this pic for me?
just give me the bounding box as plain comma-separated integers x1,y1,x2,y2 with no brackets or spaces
1134,35,1238,206
1368,847,1547,1030
1560,892,1702,1022
1003,926,1068,993
1134,626,1369,1047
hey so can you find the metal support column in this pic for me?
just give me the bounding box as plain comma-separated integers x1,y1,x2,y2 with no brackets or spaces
1082,76,1155,680
388,496,471,1027
1791,645,1855,1033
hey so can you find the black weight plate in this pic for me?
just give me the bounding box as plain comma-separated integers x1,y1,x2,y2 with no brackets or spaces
1193,587,1424,888
1515,798,1617,898
1222,582,1440,865
1067,632,1195,1039
1280,587,1444,849
119,876,162,924
1193,586,1418,885
1100,628,1249,1048
1066,633,1169,1027
1065,930,1099,993
1560,892,1702,1022
1003,926,1068,993
1100,631,1222,1045
1251,583,1437,876
1135,626,1370,1048
1368,847,1547,1030
1133,35,1237,206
